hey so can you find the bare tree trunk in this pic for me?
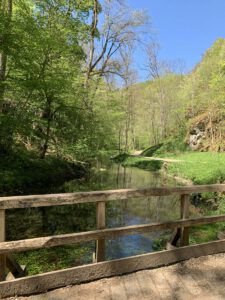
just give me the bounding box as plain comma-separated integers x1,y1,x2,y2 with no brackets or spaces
85,0,99,85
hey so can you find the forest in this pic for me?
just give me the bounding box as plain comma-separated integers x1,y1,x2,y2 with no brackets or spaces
1,0,225,279
1,0,225,193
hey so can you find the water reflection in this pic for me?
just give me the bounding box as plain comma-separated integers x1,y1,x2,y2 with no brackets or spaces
84,161,180,259
7,161,180,260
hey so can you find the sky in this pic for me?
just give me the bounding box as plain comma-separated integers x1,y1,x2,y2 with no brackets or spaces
127,0,225,80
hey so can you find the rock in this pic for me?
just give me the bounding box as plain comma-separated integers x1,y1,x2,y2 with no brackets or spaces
188,127,205,150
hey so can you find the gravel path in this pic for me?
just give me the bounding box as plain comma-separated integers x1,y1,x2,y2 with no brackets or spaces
7,253,225,300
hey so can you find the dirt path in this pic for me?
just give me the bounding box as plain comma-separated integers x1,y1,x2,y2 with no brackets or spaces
140,156,184,163
9,253,225,300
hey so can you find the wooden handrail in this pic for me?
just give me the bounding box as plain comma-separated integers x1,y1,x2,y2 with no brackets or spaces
0,184,225,297
1,239,225,298
0,214,225,255
0,184,225,209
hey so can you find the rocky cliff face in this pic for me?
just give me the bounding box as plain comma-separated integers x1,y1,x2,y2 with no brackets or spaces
187,110,225,152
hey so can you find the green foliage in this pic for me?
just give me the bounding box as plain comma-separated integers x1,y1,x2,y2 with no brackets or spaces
218,195,225,214
0,149,87,195
141,144,163,156
0,0,121,160
117,39,225,152
153,137,189,156
112,152,130,163
189,224,223,245
121,156,163,171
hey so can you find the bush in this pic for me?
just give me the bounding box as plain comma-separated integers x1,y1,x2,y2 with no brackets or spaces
141,144,163,157
121,156,163,171
111,152,130,163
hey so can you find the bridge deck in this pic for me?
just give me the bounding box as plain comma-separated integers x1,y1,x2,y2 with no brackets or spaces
10,253,225,300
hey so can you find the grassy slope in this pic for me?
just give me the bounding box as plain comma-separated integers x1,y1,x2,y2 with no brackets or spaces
117,151,225,185
160,152,225,245
115,151,225,248
162,152,225,185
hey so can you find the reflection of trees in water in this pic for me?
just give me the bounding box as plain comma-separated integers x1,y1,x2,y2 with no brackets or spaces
7,161,179,245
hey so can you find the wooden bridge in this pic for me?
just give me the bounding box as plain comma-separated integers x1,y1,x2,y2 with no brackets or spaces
0,184,225,299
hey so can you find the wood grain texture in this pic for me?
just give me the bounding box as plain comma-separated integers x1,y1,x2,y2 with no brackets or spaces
0,239,225,298
0,184,225,209
180,194,190,246
0,214,225,254
96,202,106,262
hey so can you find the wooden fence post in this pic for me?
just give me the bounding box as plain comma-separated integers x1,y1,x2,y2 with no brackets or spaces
96,202,106,262
180,194,190,246
0,209,6,281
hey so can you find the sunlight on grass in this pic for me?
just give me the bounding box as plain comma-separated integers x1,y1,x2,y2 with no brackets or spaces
165,152,225,184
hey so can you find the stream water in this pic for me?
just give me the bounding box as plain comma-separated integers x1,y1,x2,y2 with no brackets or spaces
6,158,181,264
64,159,180,259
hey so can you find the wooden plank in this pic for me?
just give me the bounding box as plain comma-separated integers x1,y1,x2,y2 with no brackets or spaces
0,209,6,281
0,184,225,209
218,231,225,240
0,214,225,255
96,202,106,262
0,239,225,298
180,194,190,246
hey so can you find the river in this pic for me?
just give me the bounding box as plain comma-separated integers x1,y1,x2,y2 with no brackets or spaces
60,159,180,260
6,158,181,273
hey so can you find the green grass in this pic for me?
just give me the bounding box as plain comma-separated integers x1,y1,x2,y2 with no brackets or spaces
115,151,225,248
14,244,94,275
190,223,225,244
163,152,225,184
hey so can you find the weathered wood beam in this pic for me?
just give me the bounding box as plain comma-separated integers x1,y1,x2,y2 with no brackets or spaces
0,239,225,298
0,184,225,209
180,194,190,246
96,202,106,262
0,214,225,254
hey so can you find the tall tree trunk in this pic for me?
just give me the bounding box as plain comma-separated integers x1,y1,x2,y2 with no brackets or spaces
39,117,51,159
0,0,13,153
39,97,52,159
0,0,12,103
85,0,98,85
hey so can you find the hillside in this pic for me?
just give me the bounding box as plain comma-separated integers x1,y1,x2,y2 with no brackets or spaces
119,38,225,152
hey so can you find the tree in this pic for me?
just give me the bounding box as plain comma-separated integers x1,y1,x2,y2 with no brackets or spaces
0,0,13,153
0,0,93,157
84,0,149,106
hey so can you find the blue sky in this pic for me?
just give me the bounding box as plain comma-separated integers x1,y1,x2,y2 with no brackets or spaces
127,0,225,80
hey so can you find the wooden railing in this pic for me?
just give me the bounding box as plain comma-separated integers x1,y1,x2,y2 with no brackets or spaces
0,184,225,298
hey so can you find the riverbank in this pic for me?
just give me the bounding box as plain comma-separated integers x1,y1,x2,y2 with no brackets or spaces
6,157,179,276
114,151,225,185
113,151,225,249
0,149,87,196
